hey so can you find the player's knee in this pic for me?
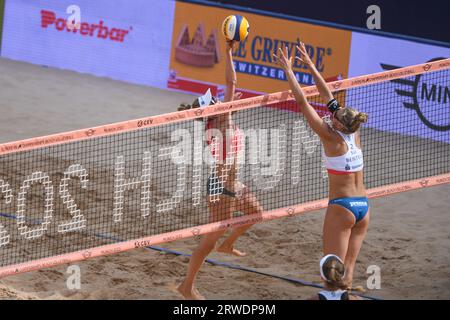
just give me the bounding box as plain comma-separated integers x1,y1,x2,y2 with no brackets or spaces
209,230,226,241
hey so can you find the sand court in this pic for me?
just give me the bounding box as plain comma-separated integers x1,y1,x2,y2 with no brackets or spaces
0,58,449,300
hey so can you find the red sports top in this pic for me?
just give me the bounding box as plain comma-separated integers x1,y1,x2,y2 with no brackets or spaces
205,118,242,163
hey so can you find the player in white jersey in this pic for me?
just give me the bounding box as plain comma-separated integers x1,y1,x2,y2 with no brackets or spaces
275,43,370,298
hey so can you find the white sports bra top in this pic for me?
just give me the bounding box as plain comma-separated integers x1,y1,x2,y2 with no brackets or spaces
318,290,349,300
323,131,364,174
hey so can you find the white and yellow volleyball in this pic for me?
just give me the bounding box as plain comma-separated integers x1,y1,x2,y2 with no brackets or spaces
222,15,250,41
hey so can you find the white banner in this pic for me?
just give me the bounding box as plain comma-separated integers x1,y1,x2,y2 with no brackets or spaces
349,32,450,77
348,32,450,143
1,0,175,89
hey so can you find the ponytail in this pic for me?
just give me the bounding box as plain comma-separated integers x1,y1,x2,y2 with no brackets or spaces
339,108,368,133
320,254,348,290
324,261,347,289
355,112,368,124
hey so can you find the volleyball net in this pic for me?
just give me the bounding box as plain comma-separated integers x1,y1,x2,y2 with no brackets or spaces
0,58,449,277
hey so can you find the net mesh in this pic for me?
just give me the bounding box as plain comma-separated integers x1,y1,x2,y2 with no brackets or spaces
0,65,449,269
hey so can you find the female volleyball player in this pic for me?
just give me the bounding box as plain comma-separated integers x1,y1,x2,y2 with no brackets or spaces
177,40,263,300
274,43,369,299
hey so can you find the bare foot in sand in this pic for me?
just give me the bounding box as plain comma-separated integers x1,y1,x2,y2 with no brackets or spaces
177,284,206,300
342,277,366,293
216,244,247,257
348,285,366,293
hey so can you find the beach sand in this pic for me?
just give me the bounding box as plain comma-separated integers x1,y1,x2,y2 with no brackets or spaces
0,58,449,300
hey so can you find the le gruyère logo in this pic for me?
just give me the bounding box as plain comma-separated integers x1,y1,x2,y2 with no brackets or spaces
381,58,450,131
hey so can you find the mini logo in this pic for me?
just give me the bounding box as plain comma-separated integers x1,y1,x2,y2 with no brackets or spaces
85,129,95,136
82,251,92,259
381,58,450,131
286,208,295,216
191,228,200,236
419,179,429,187
423,64,431,71
345,164,351,171
15,268,19,273
137,119,153,127
332,82,342,89
194,109,204,117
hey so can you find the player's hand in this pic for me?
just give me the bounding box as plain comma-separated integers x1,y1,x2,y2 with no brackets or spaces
226,39,237,51
273,46,293,71
295,42,313,66
234,181,248,200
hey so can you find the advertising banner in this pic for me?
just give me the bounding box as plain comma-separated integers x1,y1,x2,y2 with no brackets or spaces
348,33,450,143
168,1,352,98
1,0,175,89
0,0,4,54
348,32,450,77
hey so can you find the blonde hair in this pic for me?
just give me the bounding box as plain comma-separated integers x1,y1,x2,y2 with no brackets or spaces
339,108,368,133
322,256,347,290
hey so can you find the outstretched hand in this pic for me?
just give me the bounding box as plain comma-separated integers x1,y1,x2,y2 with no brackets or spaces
295,42,313,66
273,42,314,72
273,46,293,71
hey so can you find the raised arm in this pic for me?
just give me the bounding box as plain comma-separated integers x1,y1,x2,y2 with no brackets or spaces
296,43,334,104
214,40,239,152
224,40,237,103
274,46,333,141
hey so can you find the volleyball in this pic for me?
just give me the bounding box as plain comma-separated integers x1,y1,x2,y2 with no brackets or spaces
222,15,249,41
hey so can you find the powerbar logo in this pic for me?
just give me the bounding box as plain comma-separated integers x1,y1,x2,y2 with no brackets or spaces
41,10,131,43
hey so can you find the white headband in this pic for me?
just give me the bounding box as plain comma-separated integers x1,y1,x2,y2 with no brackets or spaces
319,254,344,282
197,88,213,108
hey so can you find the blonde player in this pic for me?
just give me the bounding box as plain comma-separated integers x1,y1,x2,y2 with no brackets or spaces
274,43,369,298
